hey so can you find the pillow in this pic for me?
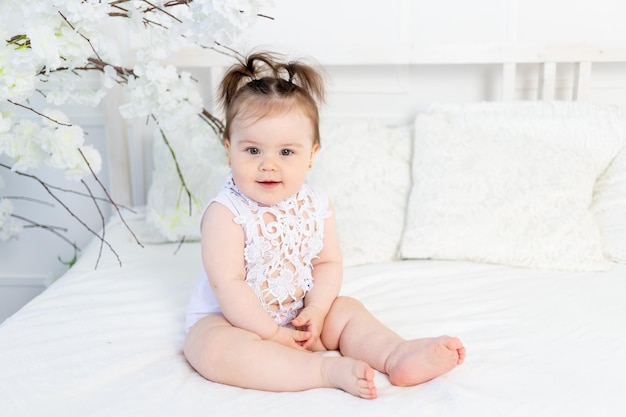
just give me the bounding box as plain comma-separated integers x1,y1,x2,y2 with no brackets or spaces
309,120,412,266
143,123,229,242
142,118,414,268
400,102,625,271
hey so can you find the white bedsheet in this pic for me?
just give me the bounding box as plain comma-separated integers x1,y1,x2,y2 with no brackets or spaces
1,214,625,417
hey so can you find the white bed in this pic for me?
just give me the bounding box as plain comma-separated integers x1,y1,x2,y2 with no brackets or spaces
2,44,626,416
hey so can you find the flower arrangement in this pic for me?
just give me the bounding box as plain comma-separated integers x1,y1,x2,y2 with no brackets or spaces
0,0,271,266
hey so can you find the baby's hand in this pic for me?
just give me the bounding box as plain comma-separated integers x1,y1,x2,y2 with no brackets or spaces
268,326,311,351
292,305,326,350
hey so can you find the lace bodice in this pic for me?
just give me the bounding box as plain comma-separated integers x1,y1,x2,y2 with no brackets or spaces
215,175,331,326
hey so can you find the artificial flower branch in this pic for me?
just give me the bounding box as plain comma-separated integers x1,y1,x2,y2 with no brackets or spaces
7,100,74,127
58,11,103,62
0,0,272,269
0,163,134,212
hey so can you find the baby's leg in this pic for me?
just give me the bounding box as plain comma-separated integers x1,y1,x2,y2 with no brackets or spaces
321,296,466,387
184,315,377,399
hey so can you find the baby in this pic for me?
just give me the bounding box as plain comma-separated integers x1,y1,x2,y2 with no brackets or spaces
184,52,465,399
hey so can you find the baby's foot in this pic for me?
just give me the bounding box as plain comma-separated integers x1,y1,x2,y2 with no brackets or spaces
385,336,465,387
322,357,377,399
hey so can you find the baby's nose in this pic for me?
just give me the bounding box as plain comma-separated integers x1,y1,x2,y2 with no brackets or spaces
260,156,277,171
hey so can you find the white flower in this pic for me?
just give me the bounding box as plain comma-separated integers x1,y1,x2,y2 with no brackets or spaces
41,109,71,127
0,1,32,35
63,145,102,181
53,24,95,70
0,110,13,135
101,65,119,89
119,61,204,133
4,120,47,172
17,2,108,72
2,107,101,180
0,42,40,101
40,124,85,168
148,197,203,241
58,0,113,28
42,67,109,107
181,0,272,47
37,109,101,180
0,198,22,242
26,16,65,71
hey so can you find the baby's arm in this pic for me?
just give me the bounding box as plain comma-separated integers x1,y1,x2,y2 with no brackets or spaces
201,202,309,349
293,202,343,349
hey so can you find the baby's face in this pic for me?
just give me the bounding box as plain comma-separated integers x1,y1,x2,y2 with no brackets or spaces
225,107,319,206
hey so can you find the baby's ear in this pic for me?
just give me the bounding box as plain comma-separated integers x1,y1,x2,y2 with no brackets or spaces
309,143,320,168
224,139,232,166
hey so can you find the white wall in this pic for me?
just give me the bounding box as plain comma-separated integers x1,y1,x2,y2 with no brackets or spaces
2,0,626,320
0,101,110,321
0,109,110,277
244,0,626,51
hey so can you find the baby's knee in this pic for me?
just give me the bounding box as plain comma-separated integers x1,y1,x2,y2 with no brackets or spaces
183,317,228,374
332,295,365,313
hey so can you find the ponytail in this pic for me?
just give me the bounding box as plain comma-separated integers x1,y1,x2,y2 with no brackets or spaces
218,52,325,145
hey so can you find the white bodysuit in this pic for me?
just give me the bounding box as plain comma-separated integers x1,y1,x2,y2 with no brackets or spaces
185,174,330,333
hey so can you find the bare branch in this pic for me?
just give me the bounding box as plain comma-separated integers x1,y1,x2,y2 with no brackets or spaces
173,235,186,255
58,11,103,61
156,125,197,215
77,148,143,248
208,41,246,61
80,178,107,269
10,213,80,251
7,100,73,127
3,196,55,207
1,162,122,266
140,0,183,23
200,108,225,136
1,163,135,213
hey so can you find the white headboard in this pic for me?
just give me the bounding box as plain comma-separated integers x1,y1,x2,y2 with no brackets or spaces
103,42,626,206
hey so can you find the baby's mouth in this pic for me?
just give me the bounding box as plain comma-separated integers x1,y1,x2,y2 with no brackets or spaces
258,180,281,189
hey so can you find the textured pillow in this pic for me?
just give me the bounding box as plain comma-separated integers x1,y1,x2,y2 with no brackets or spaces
309,120,412,266
142,118,413,266
400,102,625,271
143,123,229,242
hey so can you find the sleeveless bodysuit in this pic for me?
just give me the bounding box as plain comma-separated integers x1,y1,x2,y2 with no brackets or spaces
185,174,330,333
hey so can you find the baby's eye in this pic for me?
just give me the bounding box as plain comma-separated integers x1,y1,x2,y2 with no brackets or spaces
246,147,260,155
280,149,293,156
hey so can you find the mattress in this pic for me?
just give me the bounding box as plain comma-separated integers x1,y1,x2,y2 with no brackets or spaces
1,213,625,417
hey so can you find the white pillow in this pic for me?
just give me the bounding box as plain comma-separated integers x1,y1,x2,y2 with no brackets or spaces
143,123,229,242
400,102,625,271
142,119,414,267
309,120,412,266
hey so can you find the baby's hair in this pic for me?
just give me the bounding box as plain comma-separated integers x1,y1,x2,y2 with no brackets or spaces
218,51,325,146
